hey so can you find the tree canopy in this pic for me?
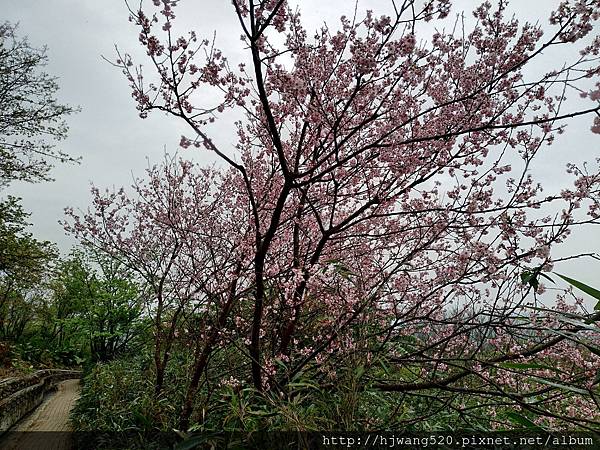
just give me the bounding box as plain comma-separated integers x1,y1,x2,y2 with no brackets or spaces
0,21,78,185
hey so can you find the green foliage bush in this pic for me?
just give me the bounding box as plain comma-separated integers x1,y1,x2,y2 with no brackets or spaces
72,349,483,443
70,271,600,448
72,350,191,430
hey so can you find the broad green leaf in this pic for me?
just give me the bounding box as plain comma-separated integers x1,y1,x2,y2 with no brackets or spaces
555,273,600,310
539,272,555,284
544,329,600,357
378,358,391,376
498,362,559,372
355,365,365,378
529,377,589,395
287,381,319,390
520,267,553,290
174,433,223,450
520,271,539,290
557,316,599,331
506,412,543,430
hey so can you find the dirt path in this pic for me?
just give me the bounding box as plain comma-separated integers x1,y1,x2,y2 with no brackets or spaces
1,379,81,450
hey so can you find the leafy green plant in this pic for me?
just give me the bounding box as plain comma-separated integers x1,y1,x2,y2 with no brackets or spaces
554,273,600,311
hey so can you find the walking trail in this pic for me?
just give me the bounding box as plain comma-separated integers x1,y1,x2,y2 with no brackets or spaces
1,379,81,450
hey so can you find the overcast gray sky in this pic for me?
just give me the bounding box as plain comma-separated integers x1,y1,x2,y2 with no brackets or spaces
3,0,599,301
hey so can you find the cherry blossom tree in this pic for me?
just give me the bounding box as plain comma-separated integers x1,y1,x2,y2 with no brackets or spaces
64,156,254,423
68,0,600,430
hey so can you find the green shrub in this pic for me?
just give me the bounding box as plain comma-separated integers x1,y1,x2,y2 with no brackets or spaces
72,352,477,437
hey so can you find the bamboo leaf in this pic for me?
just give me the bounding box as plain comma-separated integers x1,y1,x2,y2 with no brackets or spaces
555,273,600,310
529,376,589,395
498,362,559,372
506,412,543,430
